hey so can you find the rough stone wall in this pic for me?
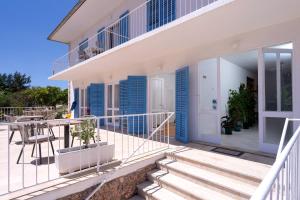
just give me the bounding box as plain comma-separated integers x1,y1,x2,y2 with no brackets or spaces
58,163,156,200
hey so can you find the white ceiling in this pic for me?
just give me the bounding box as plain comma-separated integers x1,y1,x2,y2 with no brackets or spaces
223,51,258,73
51,0,123,43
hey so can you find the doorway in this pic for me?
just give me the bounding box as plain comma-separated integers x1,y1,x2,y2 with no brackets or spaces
106,83,120,125
220,50,259,152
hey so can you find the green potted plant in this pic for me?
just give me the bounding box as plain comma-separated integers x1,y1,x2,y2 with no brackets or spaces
80,119,96,148
221,116,233,135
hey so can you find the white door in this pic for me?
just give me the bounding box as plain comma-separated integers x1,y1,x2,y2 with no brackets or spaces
195,58,221,144
150,78,165,113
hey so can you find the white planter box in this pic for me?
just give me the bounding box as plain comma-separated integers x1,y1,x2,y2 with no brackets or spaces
55,142,115,174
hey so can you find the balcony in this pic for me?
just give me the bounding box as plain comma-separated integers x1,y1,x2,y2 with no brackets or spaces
51,0,220,75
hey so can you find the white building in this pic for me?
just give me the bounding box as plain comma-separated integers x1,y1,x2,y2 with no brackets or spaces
49,0,300,154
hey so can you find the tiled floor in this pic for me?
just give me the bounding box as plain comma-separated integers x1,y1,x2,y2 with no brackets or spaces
0,123,275,197
221,125,260,152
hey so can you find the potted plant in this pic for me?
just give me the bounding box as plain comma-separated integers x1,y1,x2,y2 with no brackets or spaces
221,116,233,135
54,119,115,174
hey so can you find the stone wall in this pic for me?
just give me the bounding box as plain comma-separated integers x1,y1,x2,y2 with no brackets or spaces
58,163,156,200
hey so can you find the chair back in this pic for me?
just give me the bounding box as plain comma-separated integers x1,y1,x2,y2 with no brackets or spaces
17,124,31,143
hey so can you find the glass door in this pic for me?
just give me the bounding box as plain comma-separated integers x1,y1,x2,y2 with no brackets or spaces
79,88,89,117
260,43,293,153
106,83,120,125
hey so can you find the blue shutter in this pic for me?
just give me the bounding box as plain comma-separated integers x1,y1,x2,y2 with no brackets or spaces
119,11,129,44
74,88,79,118
127,76,147,134
97,27,106,51
147,0,176,31
87,85,91,115
89,83,105,125
119,80,128,115
176,66,189,143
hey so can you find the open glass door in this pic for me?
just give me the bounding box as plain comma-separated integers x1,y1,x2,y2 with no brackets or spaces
195,58,221,144
260,43,294,153
106,83,120,126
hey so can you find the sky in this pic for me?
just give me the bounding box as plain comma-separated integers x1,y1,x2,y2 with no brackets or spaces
0,0,78,88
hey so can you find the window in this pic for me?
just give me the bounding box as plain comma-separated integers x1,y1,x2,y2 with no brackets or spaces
147,0,176,31
264,43,293,112
119,11,129,44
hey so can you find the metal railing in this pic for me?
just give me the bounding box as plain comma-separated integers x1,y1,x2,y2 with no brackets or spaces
251,119,300,200
0,107,55,122
52,0,219,74
0,112,173,196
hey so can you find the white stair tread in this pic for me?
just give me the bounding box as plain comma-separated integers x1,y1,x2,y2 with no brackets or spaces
157,159,257,197
167,149,270,181
137,181,186,200
148,170,238,200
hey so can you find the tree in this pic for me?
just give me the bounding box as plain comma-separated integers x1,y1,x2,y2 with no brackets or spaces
0,72,31,92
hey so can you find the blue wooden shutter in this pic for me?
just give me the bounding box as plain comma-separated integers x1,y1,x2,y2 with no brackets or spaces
119,11,129,44
74,88,79,118
147,0,176,31
87,85,91,114
127,76,147,134
97,27,106,50
119,80,128,115
161,0,176,25
89,83,105,125
176,66,189,143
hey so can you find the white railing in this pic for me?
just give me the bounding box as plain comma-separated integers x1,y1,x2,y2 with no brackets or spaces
251,119,300,200
0,112,173,196
0,107,55,121
52,0,219,75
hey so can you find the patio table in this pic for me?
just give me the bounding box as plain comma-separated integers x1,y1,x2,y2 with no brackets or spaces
47,120,81,148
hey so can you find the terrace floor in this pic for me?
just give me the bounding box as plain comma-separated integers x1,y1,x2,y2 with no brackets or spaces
0,124,275,198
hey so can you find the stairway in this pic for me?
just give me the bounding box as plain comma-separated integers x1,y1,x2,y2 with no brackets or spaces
130,149,270,200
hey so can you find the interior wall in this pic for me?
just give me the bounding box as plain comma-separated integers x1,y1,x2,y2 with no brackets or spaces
220,58,257,117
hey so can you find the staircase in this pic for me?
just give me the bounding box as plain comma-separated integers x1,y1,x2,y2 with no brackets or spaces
130,149,271,200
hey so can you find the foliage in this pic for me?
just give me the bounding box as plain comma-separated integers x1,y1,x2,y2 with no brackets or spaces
0,72,67,107
0,72,31,92
77,120,96,147
227,84,256,126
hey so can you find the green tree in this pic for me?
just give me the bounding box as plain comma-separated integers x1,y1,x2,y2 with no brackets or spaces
0,72,31,92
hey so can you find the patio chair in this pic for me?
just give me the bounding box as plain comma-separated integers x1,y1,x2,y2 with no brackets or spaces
38,112,57,139
17,124,55,164
4,115,20,144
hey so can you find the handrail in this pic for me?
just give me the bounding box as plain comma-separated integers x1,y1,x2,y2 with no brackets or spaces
251,120,300,200
0,112,173,196
85,112,174,200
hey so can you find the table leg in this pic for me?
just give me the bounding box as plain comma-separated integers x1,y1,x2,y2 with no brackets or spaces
64,125,70,148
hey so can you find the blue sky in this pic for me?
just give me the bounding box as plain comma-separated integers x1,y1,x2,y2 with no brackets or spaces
0,0,78,88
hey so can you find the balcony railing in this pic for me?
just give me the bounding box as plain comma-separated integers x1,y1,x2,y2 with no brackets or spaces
51,0,219,75
0,112,173,196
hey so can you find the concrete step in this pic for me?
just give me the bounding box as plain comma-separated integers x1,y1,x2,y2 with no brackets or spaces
137,181,185,200
148,170,243,200
129,195,145,200
166,149,270,183
157,159,257,199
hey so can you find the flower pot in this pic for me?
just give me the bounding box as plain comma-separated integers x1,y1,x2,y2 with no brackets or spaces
243,121,250,129
55,142,114,174
234,121,242,132
224,127,233,135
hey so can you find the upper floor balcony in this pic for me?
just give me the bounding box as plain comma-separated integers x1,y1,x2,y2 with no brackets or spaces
51,0,220,75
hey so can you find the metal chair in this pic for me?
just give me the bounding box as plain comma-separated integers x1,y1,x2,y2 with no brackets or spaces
17,124,55,164
4,115,20,144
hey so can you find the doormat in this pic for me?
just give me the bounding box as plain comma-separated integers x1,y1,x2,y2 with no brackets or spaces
211,147,244,157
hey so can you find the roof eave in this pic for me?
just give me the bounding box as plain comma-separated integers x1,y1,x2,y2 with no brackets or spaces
47,0,87,43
